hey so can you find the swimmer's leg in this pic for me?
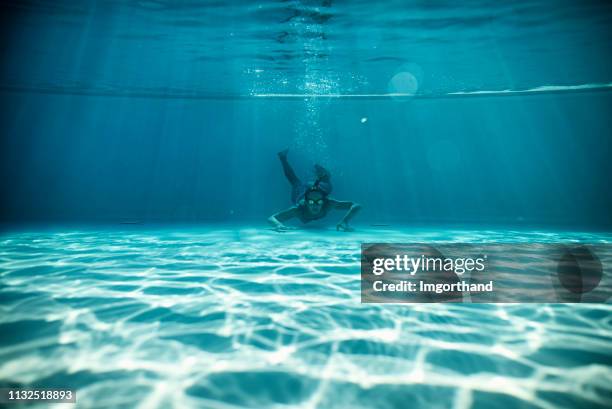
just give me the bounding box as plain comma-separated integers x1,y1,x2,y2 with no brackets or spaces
278,149,305,203
278,149,300,187
314,164,330,181
314,163,332,195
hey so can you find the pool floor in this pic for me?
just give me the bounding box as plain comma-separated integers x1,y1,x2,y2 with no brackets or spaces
0,226,611,408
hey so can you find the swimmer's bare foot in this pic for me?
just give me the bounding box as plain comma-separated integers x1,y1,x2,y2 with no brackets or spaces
278,148,289,159
314,164,329,179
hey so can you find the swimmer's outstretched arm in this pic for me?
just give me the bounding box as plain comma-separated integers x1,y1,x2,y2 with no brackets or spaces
268,207,299,231
329,199,362,232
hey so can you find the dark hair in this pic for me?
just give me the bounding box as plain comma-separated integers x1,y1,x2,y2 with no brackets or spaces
305,186,325,200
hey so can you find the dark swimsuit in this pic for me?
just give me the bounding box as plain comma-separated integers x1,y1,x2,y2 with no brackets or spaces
279,154,332,204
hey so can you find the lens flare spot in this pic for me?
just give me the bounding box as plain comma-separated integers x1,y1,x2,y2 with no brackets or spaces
388,72,419,97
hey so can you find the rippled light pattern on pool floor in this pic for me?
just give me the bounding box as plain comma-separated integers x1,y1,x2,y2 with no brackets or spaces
0,226,611,408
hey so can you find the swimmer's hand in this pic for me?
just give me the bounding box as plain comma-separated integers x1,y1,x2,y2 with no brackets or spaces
268,212,298,232
274,224,297,232
336,221,354,232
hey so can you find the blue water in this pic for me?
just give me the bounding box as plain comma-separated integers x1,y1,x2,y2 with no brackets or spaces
1,1,612,226
1,1,612,408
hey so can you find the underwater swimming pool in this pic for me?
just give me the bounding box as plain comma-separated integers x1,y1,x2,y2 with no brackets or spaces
1,226,611,408
1,1,612,408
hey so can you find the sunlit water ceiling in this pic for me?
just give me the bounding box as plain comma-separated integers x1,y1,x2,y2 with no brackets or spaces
1,0,611,99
